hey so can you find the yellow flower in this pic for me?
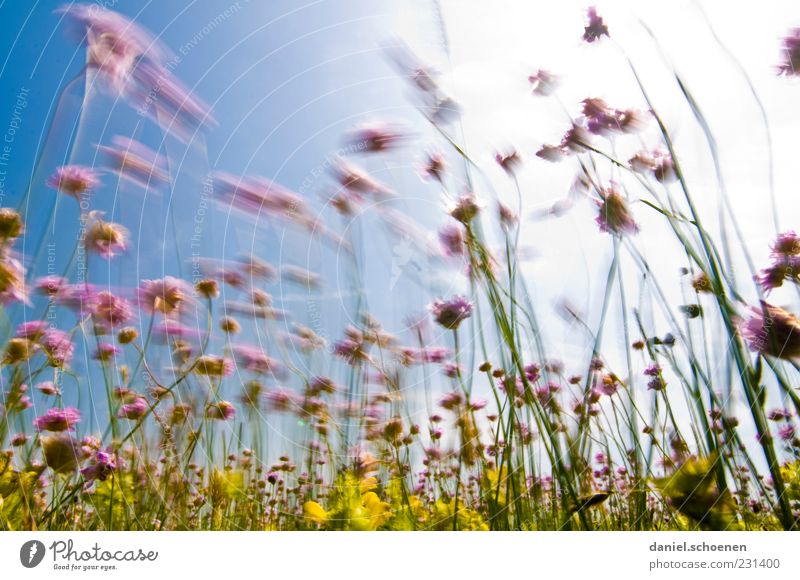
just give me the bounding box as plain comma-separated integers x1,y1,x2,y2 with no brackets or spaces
303,501,329,525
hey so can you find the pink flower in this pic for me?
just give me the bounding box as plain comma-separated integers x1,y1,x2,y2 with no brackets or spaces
421,152,446,183
15,321,49,340
34,407,81,432
429,296,473,330
495,150,522,175
448,192,481,224
46,165,100,199
583,7,609,43
233,345,281,375
205,401,236,420
98,136,169,189
528,69,559,96
41,329,75,367
85,212,128,259
118,396,148,420
138,276,192,314
595,187,638,235
742,301,800,360
345,122,406,153
0,257,29,305
92,291,134,328
93,342,120,361
438,223,465,257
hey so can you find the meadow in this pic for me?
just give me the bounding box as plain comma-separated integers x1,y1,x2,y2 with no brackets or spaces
1,4,800,531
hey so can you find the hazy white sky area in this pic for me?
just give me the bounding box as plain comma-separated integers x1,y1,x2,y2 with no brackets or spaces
395,0,800,437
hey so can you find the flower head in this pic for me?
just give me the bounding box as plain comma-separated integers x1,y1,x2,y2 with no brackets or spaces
41,329,75,367
595,187,638,235
92,291,134,329
85,212,128,259
528,69,559,96
81,448,120,486
118,396,148,420
47,165,100,199
583,7,609,43
429,296,473,330
138,276,192,314
743,301,800,360
34,407,81,432
206,401,236,420
778,28,800,76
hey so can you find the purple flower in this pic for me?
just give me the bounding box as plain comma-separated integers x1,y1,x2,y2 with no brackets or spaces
439,391,464,410
495,150,522,175
421,152,446,183
36,381,61,396
81,448,119,485
118,396,148,420
46,165,100,199
778,28,800,76
778,424,795,442
34,407,81,432
743,301,800,360
583,7,609,43
429,295,473,330
333,338,370,365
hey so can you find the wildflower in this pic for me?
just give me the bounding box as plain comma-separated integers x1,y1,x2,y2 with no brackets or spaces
345,121,405,152
281,265,322,289
333,338,370,364
439,392,464,410
0,256,29,305
11,433,28,447
743,301,800,360
560,123,591,152
80,448,119,486
583,7,609,43
233,345,280,375
595,187,638,235
92,291,134,328
430,295,473,330
138,276,192,314
330,159,394,199
220,317,240,334
206,401,236,420
449,192,481,224
4,338,36,364
41,434,81,473
528,69,559,96
438,223,465,256
443,362,460,378
536,144,566,162
118,396,148,420
46,165,100,199
34,407,81,432
34,275,68,297
117,326,138,344
265,388,299,412
97,136,168,188
15,320,49,341
421,151,446,183
85,212,129,259
94,342,120,361
195,278,220,299
194,355,234,377
772,231,800,257
778,424,795,441
778,28,800,76
41,329,75,367
495,150,522,175
36,381,61,396
0,208,24,240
